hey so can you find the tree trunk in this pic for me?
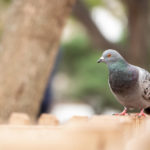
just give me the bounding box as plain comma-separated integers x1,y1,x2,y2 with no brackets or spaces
0,0,75,121
125,0,150,67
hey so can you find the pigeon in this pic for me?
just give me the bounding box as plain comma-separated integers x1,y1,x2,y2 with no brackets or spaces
97,49,150,116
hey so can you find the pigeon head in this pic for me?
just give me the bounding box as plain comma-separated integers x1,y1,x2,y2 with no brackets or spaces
97,49,125,65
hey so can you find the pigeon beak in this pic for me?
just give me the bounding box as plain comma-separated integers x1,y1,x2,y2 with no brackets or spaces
97,56,104,63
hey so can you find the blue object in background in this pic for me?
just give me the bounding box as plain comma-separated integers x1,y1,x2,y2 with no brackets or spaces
39,48,62,115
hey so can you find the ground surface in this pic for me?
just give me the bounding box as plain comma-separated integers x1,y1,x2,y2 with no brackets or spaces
0,113,149,150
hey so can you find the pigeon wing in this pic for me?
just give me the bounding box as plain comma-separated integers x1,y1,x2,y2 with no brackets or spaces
138,67,150,101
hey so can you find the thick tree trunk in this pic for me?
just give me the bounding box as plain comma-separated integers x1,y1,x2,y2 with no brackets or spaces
0,0,75,121
125,0,150,67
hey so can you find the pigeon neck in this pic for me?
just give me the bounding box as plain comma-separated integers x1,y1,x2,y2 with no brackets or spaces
108,59,128,72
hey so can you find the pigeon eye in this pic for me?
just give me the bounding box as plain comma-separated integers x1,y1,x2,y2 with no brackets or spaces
107,54,111,58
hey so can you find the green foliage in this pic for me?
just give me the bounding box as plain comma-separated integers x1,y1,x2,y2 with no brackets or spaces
71,54,121,109
83,0,104,9
60,34,92,74
60,34,122,111
0,0,11,6
118,28,128,46
2,0,11,3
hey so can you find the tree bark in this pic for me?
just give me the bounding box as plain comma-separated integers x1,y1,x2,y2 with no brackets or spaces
125,0,150,67
0,0,75,121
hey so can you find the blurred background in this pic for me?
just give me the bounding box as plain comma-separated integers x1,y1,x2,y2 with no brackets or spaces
0,0,150,122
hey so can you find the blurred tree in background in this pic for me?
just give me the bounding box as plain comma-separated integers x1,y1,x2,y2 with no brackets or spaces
72,0,150,67
0,0,149,118
59,0,150,113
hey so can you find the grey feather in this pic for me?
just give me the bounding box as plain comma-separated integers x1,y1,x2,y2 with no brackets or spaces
137,67,150,101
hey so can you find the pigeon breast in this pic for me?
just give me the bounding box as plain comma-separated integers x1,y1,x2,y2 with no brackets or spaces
109,65,139,96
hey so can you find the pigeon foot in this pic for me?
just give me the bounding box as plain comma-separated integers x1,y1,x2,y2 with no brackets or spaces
113,107,128,116
136,109,146,117
113,112,128,116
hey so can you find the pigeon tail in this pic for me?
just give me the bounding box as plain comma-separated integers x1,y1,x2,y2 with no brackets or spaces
144,107,150,115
